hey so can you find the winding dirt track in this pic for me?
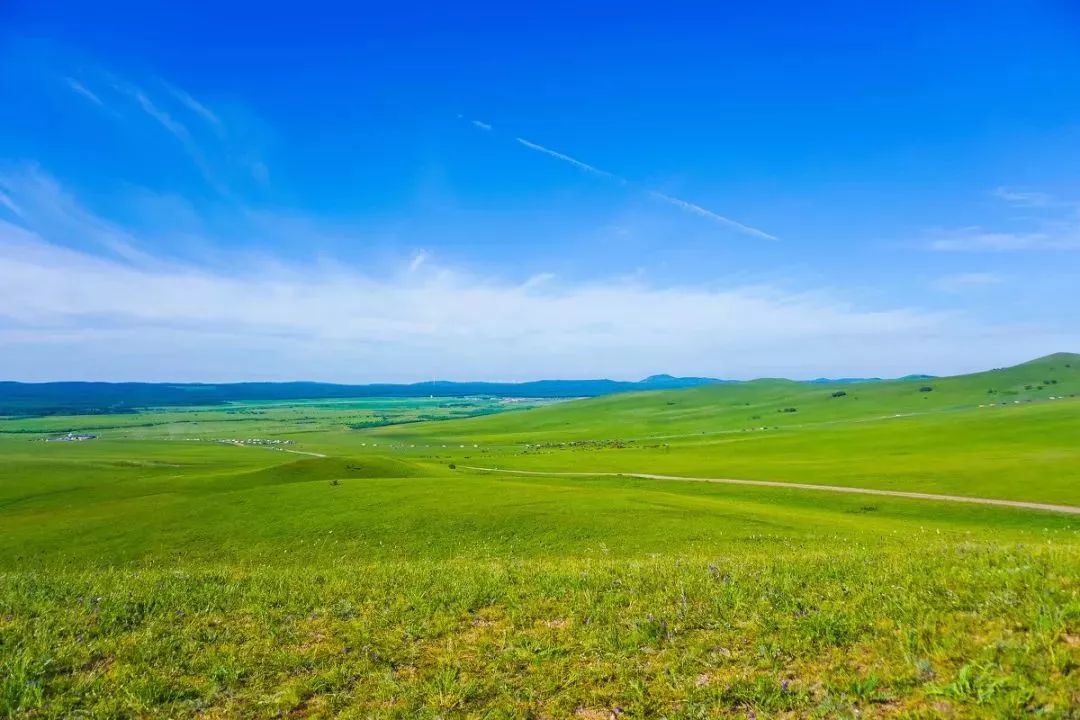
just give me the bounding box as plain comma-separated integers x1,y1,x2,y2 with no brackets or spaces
224,440,327,458
461,466,1080,515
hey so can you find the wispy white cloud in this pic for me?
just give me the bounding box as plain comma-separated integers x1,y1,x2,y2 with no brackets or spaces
933,272,1004,292
407,250,429,272
471,120,493,131
250,160,270,184
925,226,1080,252
164,81,222,128
120,84,188,143
59,60,265,199
0,226,945,380
112,81,231,196
521,272,556,289
0,165,157,263
1,172,1073,382
0,188,22,217
992,187,1061,209
921,187,1080,252
64,77,104,107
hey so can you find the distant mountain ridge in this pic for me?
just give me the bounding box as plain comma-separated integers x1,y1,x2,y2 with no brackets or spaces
806,373,935,385
0,375,721,416
3,355,1073,416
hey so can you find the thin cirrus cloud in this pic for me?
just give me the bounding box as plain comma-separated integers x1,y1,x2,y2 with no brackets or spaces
64,77,104,107
163,81,223,128
933,272,1004,293
0,165,158,264
61,71,254,197
407,250,429,272
924,188,1080,252
0,188,22,216
991,187,1070,209
925,226,1080,252
117,83,230,196
469,120,777,241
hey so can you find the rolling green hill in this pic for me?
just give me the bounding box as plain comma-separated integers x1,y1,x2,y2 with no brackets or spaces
371,352,1080,443
361,353,1080,504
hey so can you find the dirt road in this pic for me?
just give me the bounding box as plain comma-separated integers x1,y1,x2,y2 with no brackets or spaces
461,466,1080,515
222,440,328,458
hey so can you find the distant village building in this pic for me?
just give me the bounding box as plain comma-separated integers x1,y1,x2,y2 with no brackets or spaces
47,432,97,442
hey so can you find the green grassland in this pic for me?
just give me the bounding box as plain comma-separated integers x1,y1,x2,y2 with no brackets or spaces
0,396,556,437
1,355,1079,718
368,352,1080,504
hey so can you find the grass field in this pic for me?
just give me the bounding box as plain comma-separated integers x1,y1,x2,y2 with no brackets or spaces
1,355,1078,718
369,353,1080,505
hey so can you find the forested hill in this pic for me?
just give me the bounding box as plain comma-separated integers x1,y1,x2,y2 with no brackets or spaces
0,376,727,416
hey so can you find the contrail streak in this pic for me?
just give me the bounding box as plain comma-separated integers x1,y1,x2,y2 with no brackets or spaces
464,117,776,240
647,191,777,241
515,137,622,182
513,135,774,239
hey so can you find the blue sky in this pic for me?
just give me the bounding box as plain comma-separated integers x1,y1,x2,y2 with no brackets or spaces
1,1,1078,382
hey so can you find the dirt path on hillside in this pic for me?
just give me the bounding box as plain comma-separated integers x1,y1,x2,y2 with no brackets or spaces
279,448,328,457
222,440,328,458
460,466,1080,515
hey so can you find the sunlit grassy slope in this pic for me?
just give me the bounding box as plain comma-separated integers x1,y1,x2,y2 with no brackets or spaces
367,353,1080,503
1,355,1078,718
373,353,1080,441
